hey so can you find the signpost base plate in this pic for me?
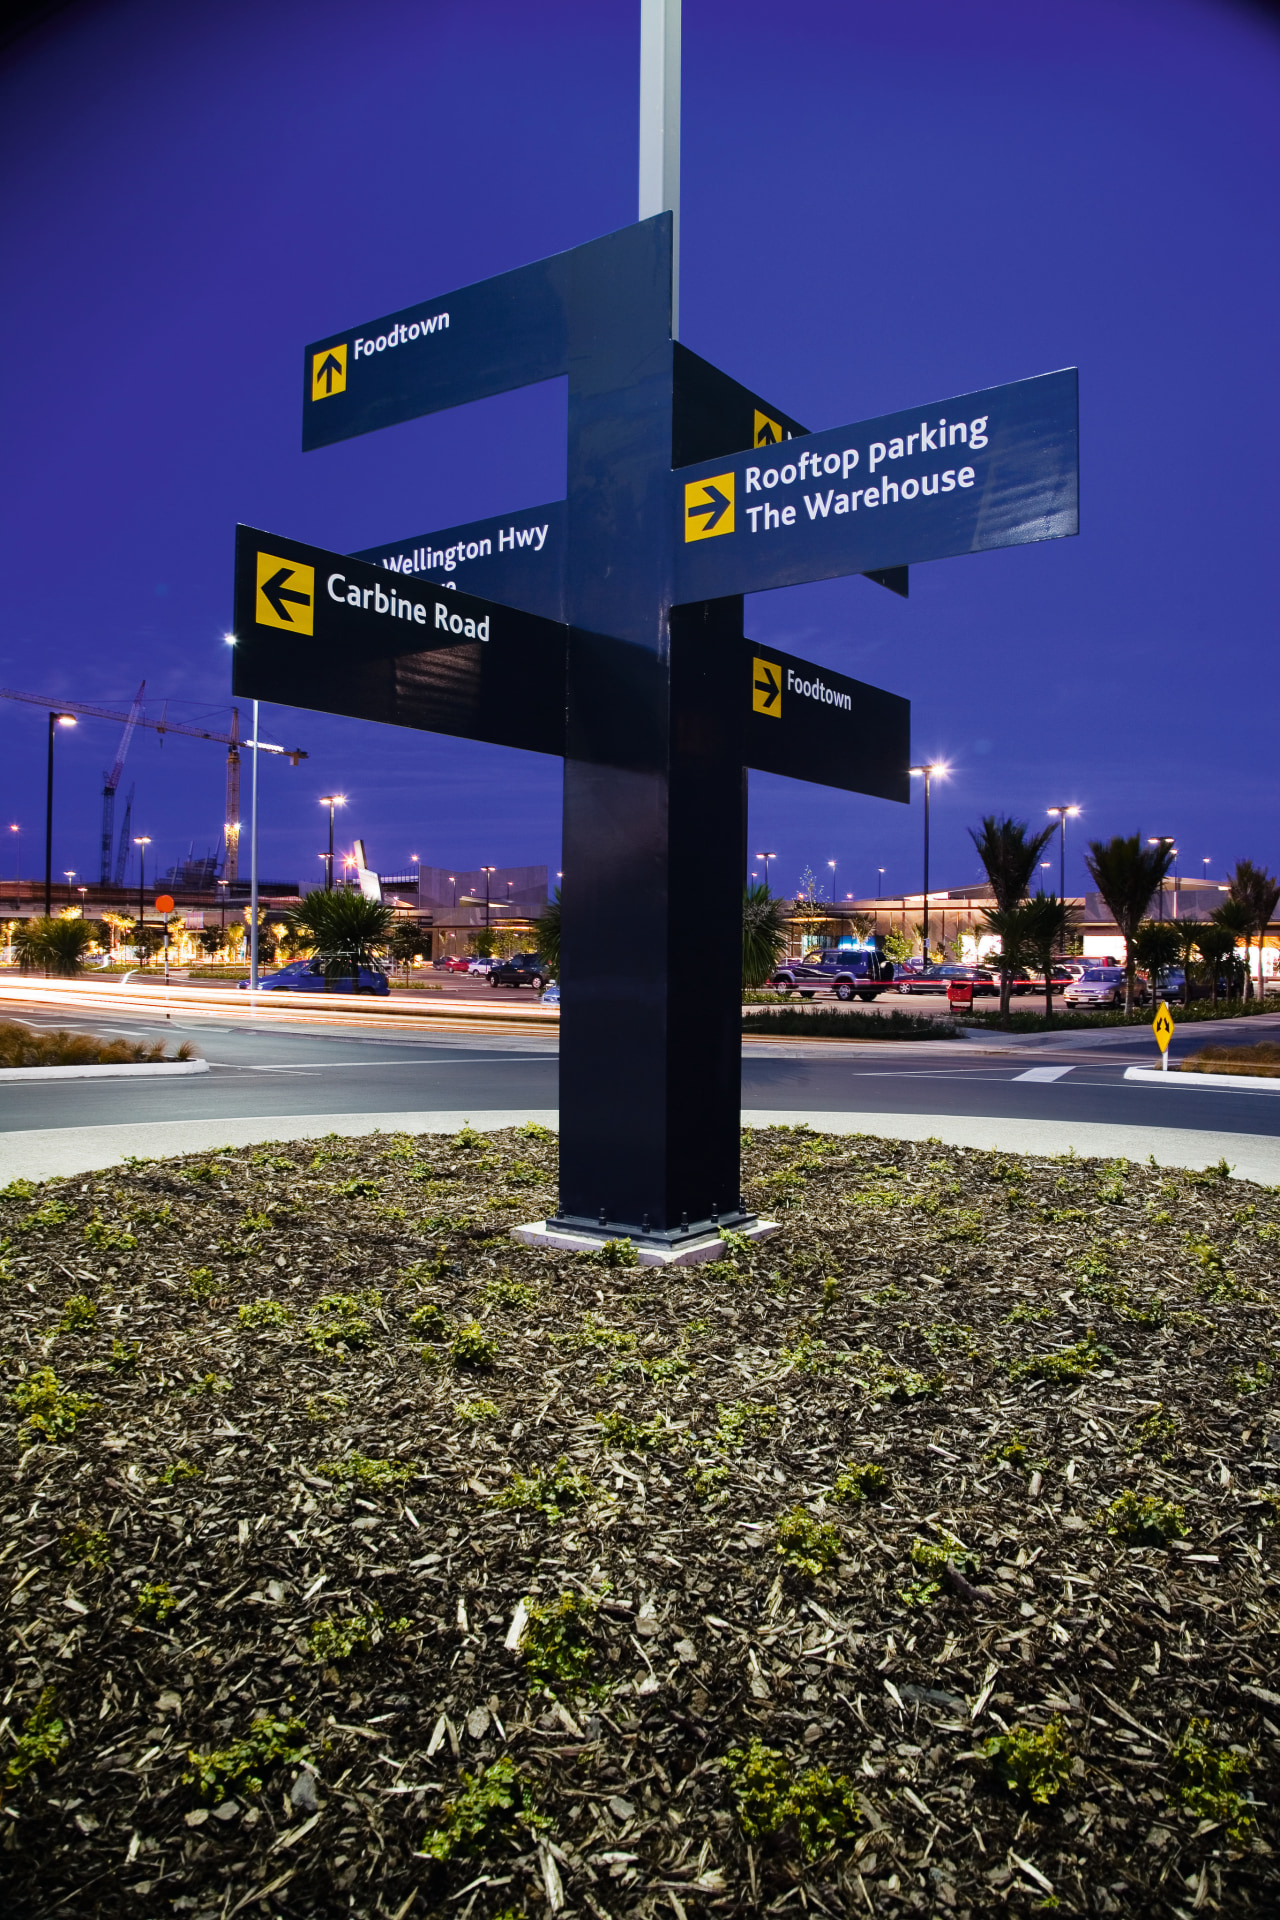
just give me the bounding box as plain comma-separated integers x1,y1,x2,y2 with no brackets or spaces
510,1217,780,1268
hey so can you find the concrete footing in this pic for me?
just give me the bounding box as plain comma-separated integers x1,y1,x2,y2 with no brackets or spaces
510,1216,781,1267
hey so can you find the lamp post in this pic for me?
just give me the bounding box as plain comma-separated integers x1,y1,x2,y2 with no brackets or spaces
319,794,345,890
1039,861,1051,896
877,867,884,899
217,878,228,944
44,712,76,916
755,851,776,891
9,824,19,889
480,866,496,935
1045,805,1080,900
64,870,75,911
1202,857,1211,887
909,763,947,958
1148,837,1175,921
134,837,151,954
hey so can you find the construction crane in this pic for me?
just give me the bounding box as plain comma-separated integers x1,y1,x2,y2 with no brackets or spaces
100,680,145,884
0,688,307,889
113,783,135,887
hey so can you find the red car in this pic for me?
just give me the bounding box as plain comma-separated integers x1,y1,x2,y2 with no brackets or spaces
434,955,475,973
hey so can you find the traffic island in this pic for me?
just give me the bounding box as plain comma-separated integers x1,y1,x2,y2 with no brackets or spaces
1,1126,1276,1916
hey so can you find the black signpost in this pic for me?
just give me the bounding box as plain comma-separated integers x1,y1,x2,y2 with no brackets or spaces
232,209,1078,1263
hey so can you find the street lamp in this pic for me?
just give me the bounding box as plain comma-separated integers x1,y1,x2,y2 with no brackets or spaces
1202,858,1211,889
217,877,228,942
755,851,776,891
1039,861,1051,895
877,867,884,899
64,870,75,911
1148,837,1176,921
1045,805,1080,900
9,824,18,889
134,837,151,942
909,763,948,957
480,866,496,934
44,712,76,916
319,794,346,891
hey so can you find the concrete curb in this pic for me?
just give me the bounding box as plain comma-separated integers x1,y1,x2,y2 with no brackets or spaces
1125,1066,1280,1093
3,1105,1277,1186
0,1059,208,1083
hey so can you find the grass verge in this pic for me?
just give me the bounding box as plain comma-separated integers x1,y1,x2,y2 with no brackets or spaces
742,1007,956,1040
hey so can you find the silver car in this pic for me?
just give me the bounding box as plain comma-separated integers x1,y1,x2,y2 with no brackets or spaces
1062,966,1143,1008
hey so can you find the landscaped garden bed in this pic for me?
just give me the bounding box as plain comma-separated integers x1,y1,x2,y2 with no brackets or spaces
0,1019,195,1069
2,1126,1278,1916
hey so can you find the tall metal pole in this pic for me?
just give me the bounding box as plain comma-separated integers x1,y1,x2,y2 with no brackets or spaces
250,698,260,991
922,768,931,958
639,0,680,337
327,802,334,890
44,712,56,918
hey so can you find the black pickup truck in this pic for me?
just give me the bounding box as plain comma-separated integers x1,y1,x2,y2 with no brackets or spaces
768,947,897,1000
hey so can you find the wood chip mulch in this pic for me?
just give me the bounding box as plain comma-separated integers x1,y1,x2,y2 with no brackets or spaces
2,1123,1278,1918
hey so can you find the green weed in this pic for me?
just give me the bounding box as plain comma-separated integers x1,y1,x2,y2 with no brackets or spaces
303,1392,348,1424
1103,1489,1187,1545
16,1200,75,1234
591,1237,638,1268
981,1717,1074,1805
519,1588,601,1693
551,1313,638,1356
1009,1333,1104,1385
1171,1720,1253,1842
407,1301,450,1338
307,1289,382,1352
503,1160,542,1188
456,1398,500,1423
518,1122,555,1142
1230,1362,1273,1396
4,1688,69,1787
83,1217,137,1252
332,1177,380,1198
0,1178,36,1200
1005,1303,1052,1325
775,1506,841,1579
831,1460,888,1504
60,1523,110,1569
184,1713,309,1799
595,1410,675,1450
56,1293,97,1334
716,1402,778,1448
1187,1158,1233,1185
134,1581,178,1625
722,1738,862,1859
238,1298,292,1329
451,1321,498,1369
1129,1406,1178,1455
484,1277,539,1309
316,1452,415,1490
491,1457,600,1521
307,1603,410,1665
107,1337,140,1372
453,1123,485,1150
185,1371,231,1396
157,1459,202,1485
186,1267,219,1303
11,1366,98,1439
418,1756,546,1863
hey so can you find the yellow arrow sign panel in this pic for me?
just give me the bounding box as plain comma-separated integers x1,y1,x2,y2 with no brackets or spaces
255,552,315,635
752,657,782,717
684,472,734,542
753,409,784,448
311,343,347,401
1152,1002,1175,1052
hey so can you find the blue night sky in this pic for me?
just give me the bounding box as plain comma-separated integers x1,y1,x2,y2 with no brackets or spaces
1,0,1277,902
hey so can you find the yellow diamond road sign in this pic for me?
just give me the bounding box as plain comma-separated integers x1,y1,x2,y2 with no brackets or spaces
752,657,782,717
753,409,784,447
1152,1003,1174,1052
311,342,347,401
684,472,734,542
255,552,314,635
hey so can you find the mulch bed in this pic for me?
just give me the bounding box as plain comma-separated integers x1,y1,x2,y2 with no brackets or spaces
1,1125,1278,1918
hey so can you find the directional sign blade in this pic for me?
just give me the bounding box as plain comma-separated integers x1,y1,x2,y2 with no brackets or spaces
232,526,566,758
1152,1003,1174,1053
742,643,909,802
673,369,1078,602
302,215,671,452
352,501,567,624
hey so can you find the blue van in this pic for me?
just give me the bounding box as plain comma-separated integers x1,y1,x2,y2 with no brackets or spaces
238,958,390,996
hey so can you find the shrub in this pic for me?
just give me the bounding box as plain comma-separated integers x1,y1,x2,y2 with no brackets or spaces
4,1688,70,1787
418,1756,546,1863
1103,1489,1187,1545
775,1506,841,1579
11,1367,98,1439
1171,1720,1253,1841
184,1713,309,1798
723,1739,863,1859
831,1461,888,1504
981,1717,1074,1805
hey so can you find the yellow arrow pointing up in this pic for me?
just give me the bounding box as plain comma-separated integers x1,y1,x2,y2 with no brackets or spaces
1152,1002,1174,1053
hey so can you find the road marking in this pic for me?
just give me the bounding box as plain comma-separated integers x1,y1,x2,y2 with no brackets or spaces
1013,1065,1076,1083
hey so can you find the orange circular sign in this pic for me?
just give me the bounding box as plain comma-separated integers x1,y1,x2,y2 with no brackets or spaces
154,894,175,913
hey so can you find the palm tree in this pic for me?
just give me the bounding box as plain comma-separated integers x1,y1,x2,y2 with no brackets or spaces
1211,896,1252,1002
1197,918,1240,1009
1084,835,1173,1017
13,916,97,978
1227,860,1280,1003
1022,893,1072,1021
743,884,789,989
969,815,1058,1019
533,887,561,978
286,889,395,984
1132,920,1181,1006
976,901,1038,1027
1172,920,1210,1008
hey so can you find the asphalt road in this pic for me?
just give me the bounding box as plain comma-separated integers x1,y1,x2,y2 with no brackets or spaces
4,1002,1279,1139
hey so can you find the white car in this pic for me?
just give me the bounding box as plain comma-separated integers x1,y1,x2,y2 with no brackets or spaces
467,956,499,974
1062,966,1145,1009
